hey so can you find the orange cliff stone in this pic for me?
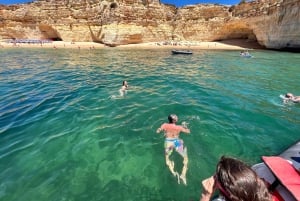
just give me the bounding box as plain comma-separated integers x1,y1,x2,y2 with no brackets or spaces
0,0,299,51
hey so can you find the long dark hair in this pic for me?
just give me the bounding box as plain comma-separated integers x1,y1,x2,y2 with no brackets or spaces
216,156,272,201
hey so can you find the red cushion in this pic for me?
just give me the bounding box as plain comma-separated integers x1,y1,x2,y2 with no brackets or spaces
272,189,284,201
262,156,300,201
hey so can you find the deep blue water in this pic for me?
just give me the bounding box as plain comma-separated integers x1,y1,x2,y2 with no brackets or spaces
0,48,299,201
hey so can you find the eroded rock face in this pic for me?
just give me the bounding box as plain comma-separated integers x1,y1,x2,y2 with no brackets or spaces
248,0,300,49
0,0,299,50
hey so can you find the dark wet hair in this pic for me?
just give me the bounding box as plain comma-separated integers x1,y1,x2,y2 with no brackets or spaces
168,114,177,123
216,156,272,201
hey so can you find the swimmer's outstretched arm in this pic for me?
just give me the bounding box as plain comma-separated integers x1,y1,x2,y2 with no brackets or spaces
182,127,190,134
292,97,300,103
156,127,163,133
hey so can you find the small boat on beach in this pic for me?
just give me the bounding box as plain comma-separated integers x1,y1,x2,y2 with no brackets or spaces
252,140,300,201
171,50,193,55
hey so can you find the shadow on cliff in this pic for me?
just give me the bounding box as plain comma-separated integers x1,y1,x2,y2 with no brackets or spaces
88,25,103,44
216,39,266,50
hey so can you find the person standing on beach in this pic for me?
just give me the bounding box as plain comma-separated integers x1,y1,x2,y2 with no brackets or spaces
156,114,190,185
119,80,128,96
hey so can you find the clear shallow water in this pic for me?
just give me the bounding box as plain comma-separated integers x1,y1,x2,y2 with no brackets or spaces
0,48,299,201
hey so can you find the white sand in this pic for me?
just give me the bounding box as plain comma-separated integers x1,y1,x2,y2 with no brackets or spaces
0,39,263,50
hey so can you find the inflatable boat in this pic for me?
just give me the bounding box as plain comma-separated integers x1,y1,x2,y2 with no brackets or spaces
252,140,300,201
171,50,193,55
240,54,252,58
239,50,253,58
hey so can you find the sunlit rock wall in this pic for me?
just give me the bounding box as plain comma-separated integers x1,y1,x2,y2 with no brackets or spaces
0,0,299,50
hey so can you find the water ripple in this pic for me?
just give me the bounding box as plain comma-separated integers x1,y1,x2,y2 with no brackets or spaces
0,49,299,201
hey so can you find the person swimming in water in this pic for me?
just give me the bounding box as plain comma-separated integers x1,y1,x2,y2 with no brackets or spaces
284,93,300,103
119,80,128,96
156,114,190,185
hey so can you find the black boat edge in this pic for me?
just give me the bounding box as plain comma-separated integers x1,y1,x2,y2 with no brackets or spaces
171,50,193,55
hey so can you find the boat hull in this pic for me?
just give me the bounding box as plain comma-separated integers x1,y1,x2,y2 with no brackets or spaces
252,141,300,201
171,50,193,55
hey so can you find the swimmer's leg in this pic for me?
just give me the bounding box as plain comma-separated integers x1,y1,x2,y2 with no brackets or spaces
165,142,179,177
174,140,188,184
165,155,178,177
165,141,181,183
166,155,181,184
180,148,188,185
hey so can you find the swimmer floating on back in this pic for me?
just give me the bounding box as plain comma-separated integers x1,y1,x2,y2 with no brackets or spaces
156,114,190,185
284,93,300,103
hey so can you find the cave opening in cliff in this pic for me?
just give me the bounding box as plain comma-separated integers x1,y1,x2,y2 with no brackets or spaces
50,37,63,41
110,3,118,9
39,25,63,42
214,25,264,49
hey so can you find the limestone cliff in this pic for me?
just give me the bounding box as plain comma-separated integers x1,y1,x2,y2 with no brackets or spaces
0,0,299,50
248,0,300,49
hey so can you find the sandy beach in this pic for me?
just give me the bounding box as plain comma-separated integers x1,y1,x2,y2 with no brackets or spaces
0,39,264,50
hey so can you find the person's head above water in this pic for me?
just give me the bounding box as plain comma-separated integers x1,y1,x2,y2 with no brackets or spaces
168,114,178,123
122,80,128,86
285,93,294,98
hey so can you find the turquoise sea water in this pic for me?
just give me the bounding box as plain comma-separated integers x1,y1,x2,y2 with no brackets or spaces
0,48,299,201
